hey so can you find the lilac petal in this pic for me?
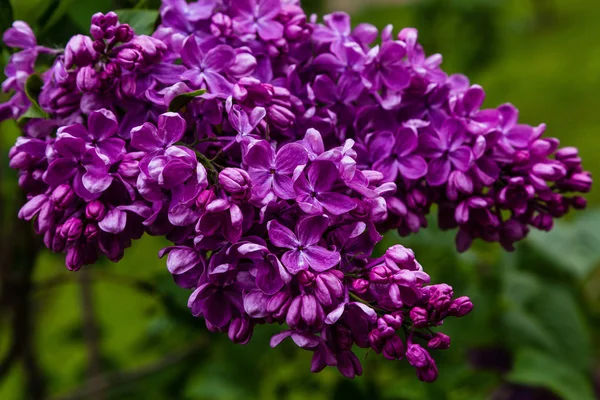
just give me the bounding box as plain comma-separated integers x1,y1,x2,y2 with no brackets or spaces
282,250,309,274
507,125,533,148
462,85,485,115
397,155,428,180
157,112,186,146
293,170,312,195
449,147,473,171
57,123,88,139
54,136,86,159
204,45,236,71
250,170,273,197
267,220,298,249
96,137,125,164
3,21,36,49
256,261,285,295
181,35,203,67
304,246,340,272
373,157,398,182
324,12,351,35
395,127,418,156
131,122,162,152
82,170,113,193
246,140,274,170
419,133,445,158
442,118,465,149
73,172,100,201
275,143,308,174
88,108,118,141
257,20,284,41
204,71,234,95
98,208,127,234
317,192,357,215
18,194,47,220
270,330,293,348
426,158,451,186
244,290,270,318
308,160,338,192
312,74,338,104
291,332,320,349
272,174,296,199
325,303,345,324
297,215,329,246
498,103,518,129
44,159,77,186
204,292,231,328
161,159,194,188
369,131,394,159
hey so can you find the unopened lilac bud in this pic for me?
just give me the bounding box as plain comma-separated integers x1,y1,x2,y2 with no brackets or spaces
66,246,84,271
514,150,529,164
76,66,100,92
219,168,251,201
416,363,438,382
382,312,403,330
51,184,76,209
228,317,253,345
64,34,96,68
406,344,430,368
86,200,106,221
196,189,216,210
93,39,106,53
427,284,453,314
448,296,473,317
369,265,393,283
428,332,451,350
117,152,143,180
211,13,232,37
385,244,415,266
532,162,566,181
531,213,553,231
267,291,291,320
298,270,315,286
368,329,384,353
61,217,83,242
410,307,429,328
314,272,344,306
337,351,363,379
51,227,66,252
560,172,592,193
115,24,134,43
572,196,587,210
351,278,369,294
90,25,104,40
117,48,142,71
84,223,99,241
382,336,405,360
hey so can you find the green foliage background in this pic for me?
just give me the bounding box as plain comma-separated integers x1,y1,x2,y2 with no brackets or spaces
1,0,600,399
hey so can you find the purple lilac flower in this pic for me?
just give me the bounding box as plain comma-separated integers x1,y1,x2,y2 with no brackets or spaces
1,0,591,382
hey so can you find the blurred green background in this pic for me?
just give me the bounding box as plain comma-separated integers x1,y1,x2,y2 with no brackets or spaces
1,0,600,399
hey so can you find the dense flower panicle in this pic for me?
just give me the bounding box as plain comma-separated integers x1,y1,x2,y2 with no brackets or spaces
1,0,591,381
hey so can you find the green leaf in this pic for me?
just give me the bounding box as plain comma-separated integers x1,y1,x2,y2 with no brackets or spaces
527,210,600,279
502,272,592,372
168,89,207,112
18,73,48,123
67,0,112,32
0,0,14,46
507,348,595,400
115,9,159,36
39,0,77,34
9,0,52,24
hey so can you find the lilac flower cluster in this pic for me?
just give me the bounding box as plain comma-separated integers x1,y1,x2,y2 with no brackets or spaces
1,0,590,381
